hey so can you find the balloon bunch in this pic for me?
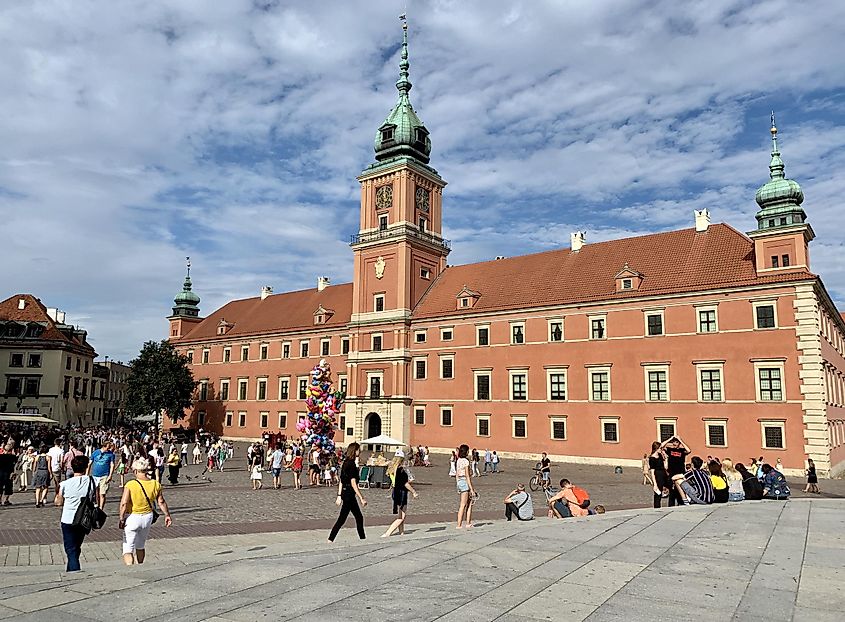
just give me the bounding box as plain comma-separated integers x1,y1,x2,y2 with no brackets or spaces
295,358,344,452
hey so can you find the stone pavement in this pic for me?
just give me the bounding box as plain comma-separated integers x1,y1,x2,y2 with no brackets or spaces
0,499,842,621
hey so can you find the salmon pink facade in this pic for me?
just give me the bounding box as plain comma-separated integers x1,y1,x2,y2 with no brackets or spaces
166,26,845,476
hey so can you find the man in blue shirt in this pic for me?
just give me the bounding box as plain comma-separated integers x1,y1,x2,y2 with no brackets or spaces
87,441,116,509
761,464,790,500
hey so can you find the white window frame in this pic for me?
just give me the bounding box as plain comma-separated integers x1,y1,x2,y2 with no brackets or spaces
374,293,385,313
338,374,347,396
548,318,564,342
297,412,306,424
199,380,208,401
278,412,288,428
220,379,230,401
413,357,427,380
237,379,248,401
704,419,728,448
202,349,210,364
511,415,527,439
696,305,719,333
474,369,492,401
299,340,309,358
367,371,384,398
621,278,633,290
341,337,350,355
371,332,384,352
589,314,607,340
696,362,725,402
225,411,233,427
600,417,620,443
440,405,453,427
754,360,786,402
238,411,247,427
509,369,529,401
440,354,455,379
752,300,778,330
760,420,786,450
223,347,231,362
256,377,267,401
420,267,431,280
644,309,665,337
546,367,568,401
320,338,331,357
278,376,290,400
476,414,491,437
643,364,670,402
241,345,250,361
476,324,490,346
297,376,309,400
414,330,427,343
655,418,677,442
510,321,526,345
259,343,269,360
414,406,425,425
259,411,269,429
282,341,291,359
549,416,567,440
186,350,194,364
588,366,612,402
440,326,454,341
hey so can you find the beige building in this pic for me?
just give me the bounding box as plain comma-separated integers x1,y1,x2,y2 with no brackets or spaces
0,294,98,425
97,359,132,425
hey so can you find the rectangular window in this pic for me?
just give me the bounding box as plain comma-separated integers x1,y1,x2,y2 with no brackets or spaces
477,326,489,346
84,361,89,374
298,378,308,400
414,408,425,425
9,353,23,367
441,356,454,379
590,317,606,340
202,350,210,364
225,411,233,427
420,268,431,280
440,407,452,426
590,371,610,401
238,380,248,401
476,373,491,400
76,358,81,372
379,215,388,231
549,372,567,401
415,331,427,343
282,343,291,359
511,323,525,344
257,378,267,401
260,412,269,428
241,346,249,361
321,339,330,357
199,381,208,401
238,412,246,427
370,376,381,398
220,380,229,401
198,411,206,427
339,415,346,430
441,328,453,341
27,354,42,368
24,377,40,396
602,420,619,443
771,255,779,268
699,368,722,401
646,313,663,336
551,418,567,440
419,217,427,231
6,377,22,396
372,334,382,352
279,379,289,400
513,417,527,438
657,421,676,442
278,413,287,428
755,304,776,329
647,370,668,401
415,359,427,380
339,376,347,395
782,254,790,267
300,341,309,358
66,356,72,370
510,372,527,400
223,348,231,363
763,424,784,449
549,321,563,342
698,308,717,333
260,344,268,360
374,294,385,312
758,368,783,401
63,376,71,398
477,416,490,437
341,338,350,355
706,422,727,447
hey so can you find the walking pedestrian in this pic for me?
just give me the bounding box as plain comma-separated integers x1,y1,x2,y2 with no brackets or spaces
269,443,285,489
448,450,457,477
0,442,17,505
455,444,475,528
471,448,481,477
33,444,52,507
251,462,264,490
55,455,98,572
19,446,35,491
381,451,418,538
491,451,500,473
118,457,173,565
192,442,202,465
328,443,367,543
166,447,181,485
805,458,819,493
291,450,303,489
483,448,492,474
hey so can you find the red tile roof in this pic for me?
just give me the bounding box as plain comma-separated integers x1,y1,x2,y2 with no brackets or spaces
177,283,353,343
413,224,815,318
0,294,95,354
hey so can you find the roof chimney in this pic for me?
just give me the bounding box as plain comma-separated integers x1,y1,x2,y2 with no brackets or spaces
17,298,25,310
570,231,586,252
317,276,330,292
694,209,711,232
260,286,273,300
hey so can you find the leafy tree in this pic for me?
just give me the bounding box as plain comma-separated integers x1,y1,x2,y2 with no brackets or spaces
126,340,196,424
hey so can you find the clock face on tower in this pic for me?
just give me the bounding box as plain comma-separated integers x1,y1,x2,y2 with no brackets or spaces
415,186,430,213
376,185,393,210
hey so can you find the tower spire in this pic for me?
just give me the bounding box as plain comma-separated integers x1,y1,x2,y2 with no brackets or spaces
172,256,200,318
768,111,785,180
186,256,191,278
397,14,411,96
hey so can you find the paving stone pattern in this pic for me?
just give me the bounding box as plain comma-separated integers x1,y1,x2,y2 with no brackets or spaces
0,499,841,621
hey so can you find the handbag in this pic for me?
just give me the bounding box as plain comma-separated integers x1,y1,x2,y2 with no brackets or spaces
134,479,160,523
71,477,98,534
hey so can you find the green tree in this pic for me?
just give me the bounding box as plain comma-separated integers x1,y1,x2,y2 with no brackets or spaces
126,340,196,424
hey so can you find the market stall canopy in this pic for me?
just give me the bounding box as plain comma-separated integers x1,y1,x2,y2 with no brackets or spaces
358,435,404,446
0,413,59,425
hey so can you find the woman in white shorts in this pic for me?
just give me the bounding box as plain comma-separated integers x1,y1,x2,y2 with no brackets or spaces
118,457,172,565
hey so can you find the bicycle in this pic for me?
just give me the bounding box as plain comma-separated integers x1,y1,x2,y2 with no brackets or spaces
529,464,549,492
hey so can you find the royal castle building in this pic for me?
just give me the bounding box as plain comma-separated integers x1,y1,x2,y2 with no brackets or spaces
167,23,845,476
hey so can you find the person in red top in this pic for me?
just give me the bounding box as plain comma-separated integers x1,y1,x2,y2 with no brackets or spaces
291,452,303,490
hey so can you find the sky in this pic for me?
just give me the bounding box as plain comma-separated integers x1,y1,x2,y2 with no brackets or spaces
2,0,845,362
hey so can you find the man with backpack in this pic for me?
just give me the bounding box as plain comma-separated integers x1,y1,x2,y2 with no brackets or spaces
548,478,590,518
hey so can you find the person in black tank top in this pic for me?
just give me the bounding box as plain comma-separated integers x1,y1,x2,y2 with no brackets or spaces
382,451,418,538
328,443,367,542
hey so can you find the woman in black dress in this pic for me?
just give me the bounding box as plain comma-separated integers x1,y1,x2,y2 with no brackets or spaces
648,441,669,508
382,451,418,538
328,443,367,543
805,458,819,493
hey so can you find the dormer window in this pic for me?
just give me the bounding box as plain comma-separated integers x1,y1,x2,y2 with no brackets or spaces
415,127,428,143
460,298,469,308
217,319,233,336
455,285,481,310
614,263,643,292
622,279,633,290
313,304,334,326
381,127,394,142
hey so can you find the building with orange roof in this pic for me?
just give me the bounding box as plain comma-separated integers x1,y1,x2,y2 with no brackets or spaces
168,22,845,477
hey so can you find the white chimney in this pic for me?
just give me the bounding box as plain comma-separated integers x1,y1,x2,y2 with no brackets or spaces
47,307,58,321
57,311,66,324
570,231,587,252
694,209,711,232
17,298,25,310
317,276,330,292
260,286,273,300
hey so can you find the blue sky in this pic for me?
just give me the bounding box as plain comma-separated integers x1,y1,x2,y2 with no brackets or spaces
2,0,844,361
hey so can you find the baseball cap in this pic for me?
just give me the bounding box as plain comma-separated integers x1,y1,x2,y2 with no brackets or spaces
395,449,405,458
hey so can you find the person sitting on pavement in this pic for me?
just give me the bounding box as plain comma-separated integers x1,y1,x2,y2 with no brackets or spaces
504,483,534,521
736,462,763,500
761,464,790,500
548,479,590,518
680,456,714,505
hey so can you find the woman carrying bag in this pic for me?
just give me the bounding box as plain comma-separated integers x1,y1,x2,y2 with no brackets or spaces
118,457,173,565
55,455,99,572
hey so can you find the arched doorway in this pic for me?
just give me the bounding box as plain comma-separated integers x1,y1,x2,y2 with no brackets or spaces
365,412,382,439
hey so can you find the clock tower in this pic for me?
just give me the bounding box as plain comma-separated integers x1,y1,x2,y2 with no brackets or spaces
346,18,450,445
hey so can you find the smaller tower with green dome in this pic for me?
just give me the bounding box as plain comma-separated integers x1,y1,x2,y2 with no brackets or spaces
748,114,815,272
167,257,204,340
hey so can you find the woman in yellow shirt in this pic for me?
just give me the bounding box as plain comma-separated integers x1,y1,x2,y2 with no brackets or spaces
118,457,172,565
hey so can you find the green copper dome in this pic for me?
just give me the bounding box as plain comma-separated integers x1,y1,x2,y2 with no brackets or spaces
373,21,432,165
753,115,807,230
171,260,200,318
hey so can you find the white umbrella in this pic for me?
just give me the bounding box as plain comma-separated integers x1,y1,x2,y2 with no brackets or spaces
358,434,405,446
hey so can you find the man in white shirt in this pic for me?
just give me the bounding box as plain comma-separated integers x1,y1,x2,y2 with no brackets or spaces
268,444,285,489
47,438,65,499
